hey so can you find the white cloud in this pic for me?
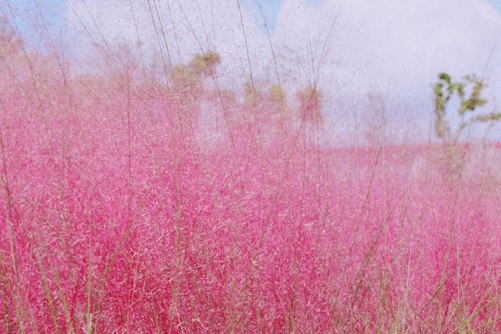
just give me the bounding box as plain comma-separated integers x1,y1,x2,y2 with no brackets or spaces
271,0,501,142
63,0,501,143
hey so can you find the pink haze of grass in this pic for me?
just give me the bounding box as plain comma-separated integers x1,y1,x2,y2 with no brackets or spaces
0,19,501,334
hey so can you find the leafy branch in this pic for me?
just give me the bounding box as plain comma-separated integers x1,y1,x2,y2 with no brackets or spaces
434,72,501,142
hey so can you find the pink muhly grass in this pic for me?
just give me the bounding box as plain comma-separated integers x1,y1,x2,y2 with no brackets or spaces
0,17,500,334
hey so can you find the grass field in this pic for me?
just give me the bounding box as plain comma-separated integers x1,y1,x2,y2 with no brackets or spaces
0,2,500,332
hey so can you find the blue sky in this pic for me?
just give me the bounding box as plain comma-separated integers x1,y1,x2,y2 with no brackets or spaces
1,0,65,39
491,0,501,11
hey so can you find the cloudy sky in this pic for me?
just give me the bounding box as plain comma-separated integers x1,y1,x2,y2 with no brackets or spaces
4,0,501,143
